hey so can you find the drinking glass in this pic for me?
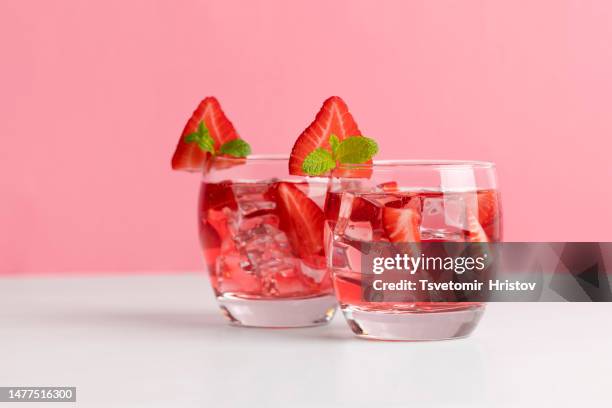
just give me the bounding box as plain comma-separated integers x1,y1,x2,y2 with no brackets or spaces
199,155,337,327
325,160,502,340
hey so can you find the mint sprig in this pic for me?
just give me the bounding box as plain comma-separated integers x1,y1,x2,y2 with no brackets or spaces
302,134,378,176
329,134,340,155
335,136,378,164
184,121,251,158
302,148,335,175
184,121,215,154
219,138,251,157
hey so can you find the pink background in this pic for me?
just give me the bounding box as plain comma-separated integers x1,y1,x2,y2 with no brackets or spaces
1,0,611,274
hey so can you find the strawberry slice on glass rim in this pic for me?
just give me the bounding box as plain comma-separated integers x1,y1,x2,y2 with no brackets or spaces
289,96,377,178
171,97,250,172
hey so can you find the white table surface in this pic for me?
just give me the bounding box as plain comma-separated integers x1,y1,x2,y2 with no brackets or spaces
1,273,610,407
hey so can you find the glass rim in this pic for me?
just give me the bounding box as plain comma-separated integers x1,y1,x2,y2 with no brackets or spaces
213,156,495,168
338,160,496,169
213,154,288,162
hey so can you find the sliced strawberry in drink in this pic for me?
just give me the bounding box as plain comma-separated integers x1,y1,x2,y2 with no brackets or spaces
382,198,422,242
199,182,237,212
351,197,382,222
464,208,490,242
171,97,240,171
352,193,417,232
289,96,371,176
477,190,501,239
323,191,342,222
274,182,325,260
477,190,498,227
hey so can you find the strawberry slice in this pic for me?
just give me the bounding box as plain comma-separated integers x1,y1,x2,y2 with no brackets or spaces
382,198,422,242
199,181,237,212
378,181,399,192
464,208,490,242
289,96,371,176
171,97,240,171
477,190,498,227
475,190,501,240
274,182,325,259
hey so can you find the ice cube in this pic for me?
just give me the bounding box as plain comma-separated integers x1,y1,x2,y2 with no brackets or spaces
337,192,355,222
421,195,447,232
420,193,476,241
301,179,328,208
238,214,280,232
355,195,393,233
300,258,327,283
231,181,277,218
361,194,399,208
329,245,349,269
423,195,443,215
344,221,373,242
345,243,366,272
230,213,297,277
443,194,468,230
215,253,262,294
446,193,478,230
262,272,312,297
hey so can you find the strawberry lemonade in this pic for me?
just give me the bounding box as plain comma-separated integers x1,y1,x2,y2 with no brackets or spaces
200,180,331,300
198,159,337,327
325,188,502,309
325,161,502,341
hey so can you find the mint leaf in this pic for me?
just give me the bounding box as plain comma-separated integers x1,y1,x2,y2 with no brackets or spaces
335,136,378,164
184,121,216,154
184,132,199,143
301,135,379,175
302,148,336,175
198,121,207,137
184,120,253,159
219,139,251,158
329,134,340,157
197,134,216,154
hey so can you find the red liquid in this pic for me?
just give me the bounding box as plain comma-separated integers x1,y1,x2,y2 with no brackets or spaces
199,180,333,299
324,189,502,311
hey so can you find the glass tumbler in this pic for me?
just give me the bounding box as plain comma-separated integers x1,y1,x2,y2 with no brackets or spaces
325,160,502,340
199,156,337,327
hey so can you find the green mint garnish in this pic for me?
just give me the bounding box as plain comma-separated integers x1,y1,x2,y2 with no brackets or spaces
302,148,336,175
329,134,340,156
301,134,379,176
219,138,251,157
184,121,251,158
184,121,215,154
335,136,378,164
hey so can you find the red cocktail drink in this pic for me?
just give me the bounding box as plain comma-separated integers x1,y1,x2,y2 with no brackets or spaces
199,157,336,327
325,161,502,340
